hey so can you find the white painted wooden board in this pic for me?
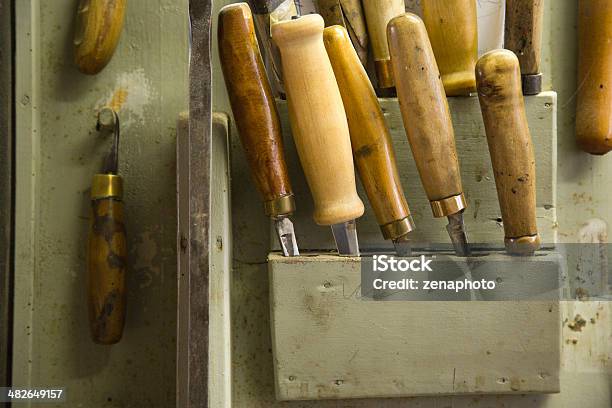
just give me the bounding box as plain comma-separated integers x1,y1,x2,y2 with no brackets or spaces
269,253,561,400
272,93,557,252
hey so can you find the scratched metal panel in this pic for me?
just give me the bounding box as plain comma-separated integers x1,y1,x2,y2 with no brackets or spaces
13,0,188,406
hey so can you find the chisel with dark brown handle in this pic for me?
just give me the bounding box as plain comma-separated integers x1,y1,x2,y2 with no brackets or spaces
317,0,368,65
218,3,299,256
421,0,478,96
388,13,470,257
362,0,405,90
88,108,126,344
476,50,541,255
324,25,414,256
505,0,545,95
249,0,299,96
74,0,126,75
576,0,612,155
273,14,365,256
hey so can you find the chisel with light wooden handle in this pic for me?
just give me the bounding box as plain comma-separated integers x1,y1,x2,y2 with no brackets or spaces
324,25,414,256
476,50,541,255
74,0,126,75
218,3,299,256
362,0,405,90
421,0,477,96
505,0,545,95
576,0,612,155
272,14,364,256
88,108,126,344
388,13,470,256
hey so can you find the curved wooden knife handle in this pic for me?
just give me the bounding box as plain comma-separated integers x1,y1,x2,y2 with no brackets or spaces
388,13,465,217
505,0,545,94
476,50,541,255
88,175,126,344
421,0,477,96
272,15,364,226
74,0,126,75
362,0,405,89
576,0,612,155
323,25,413,239
218,3,294,216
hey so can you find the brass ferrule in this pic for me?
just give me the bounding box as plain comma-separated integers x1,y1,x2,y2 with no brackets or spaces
430,193,467,218
91,174,123,200
374,59,395,89
505,235,541,256
264,194,295,217
380,215,416,241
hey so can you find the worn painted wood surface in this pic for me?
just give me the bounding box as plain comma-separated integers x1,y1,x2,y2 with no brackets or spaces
13,0,187,406
269,253,561,400
273,93,557,252
213,1,612,407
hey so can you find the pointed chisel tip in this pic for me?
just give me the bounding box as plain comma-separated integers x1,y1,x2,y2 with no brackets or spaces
331,220,360,256
446,212,470,257
275,217,299,257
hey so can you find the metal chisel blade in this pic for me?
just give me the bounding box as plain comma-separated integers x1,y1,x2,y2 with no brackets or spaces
331,220,360,256
446,212,470,257
392,237,412,258
274,217,299,257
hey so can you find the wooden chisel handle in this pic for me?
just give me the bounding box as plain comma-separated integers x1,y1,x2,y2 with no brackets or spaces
74,0,126,75
388,14,466,218
323,25,413,240
362,0,405,89
505,0,545,95
476,50,541,255
88,174,126,344
272,15,364,226
421,0,477,96
218,3,295,216
576,0,612,155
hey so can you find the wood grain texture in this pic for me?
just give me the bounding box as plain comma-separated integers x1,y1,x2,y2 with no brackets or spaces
421,0,478,96
576,0,612,155
317,0,368,64
272,15,364,225
218,3,293,209
88,197,126,344
476,50,539,242
324,25,411,232
505,0,545,75
388,13,464,207
269,253,561,400
74,0,126,75
273,93,557,251
362,0,405,88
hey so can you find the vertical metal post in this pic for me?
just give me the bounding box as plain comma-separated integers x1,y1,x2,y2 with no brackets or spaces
177,1,212,407
0,0,13,394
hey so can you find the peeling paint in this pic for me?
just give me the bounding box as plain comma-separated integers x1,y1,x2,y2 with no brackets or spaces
95,68,155,129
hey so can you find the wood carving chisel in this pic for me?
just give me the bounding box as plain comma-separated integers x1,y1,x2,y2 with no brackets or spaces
248,0,300,96
476,50,541,255
324,25,415,256
88,108,126,344
505,0,545,95
421,0,478,96
74,0,126,75
576,0,612,155
272,14,365,256
317,0,368,65
362,0,405,90
219,3,299,257
388,13,470,257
